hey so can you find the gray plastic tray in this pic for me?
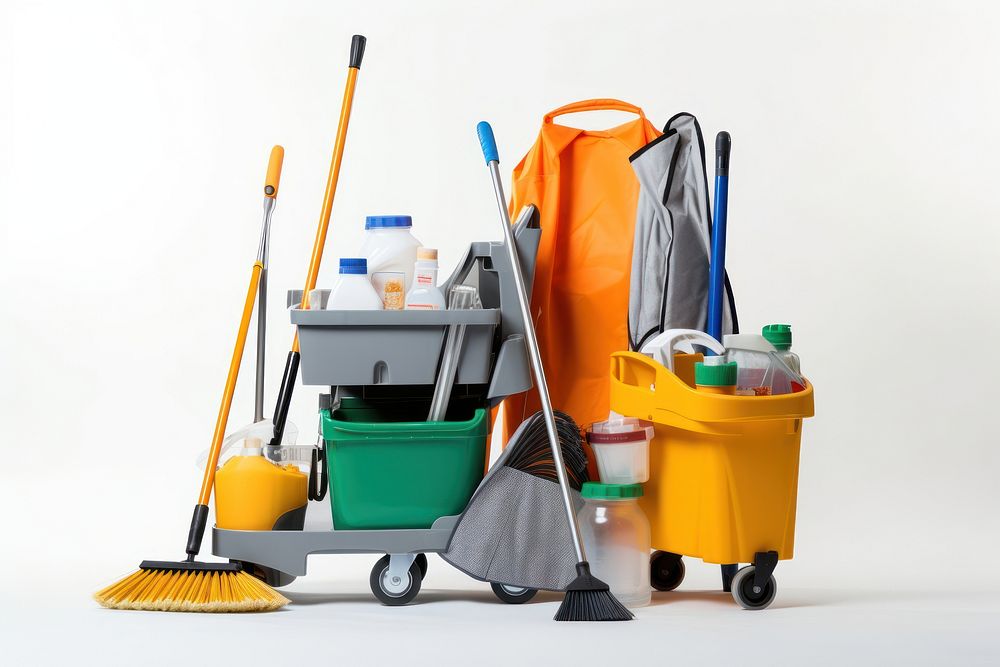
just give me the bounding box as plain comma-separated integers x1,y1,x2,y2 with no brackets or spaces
290,302,500,386
288,214,541,396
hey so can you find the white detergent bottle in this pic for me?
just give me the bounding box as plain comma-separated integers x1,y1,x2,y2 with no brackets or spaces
325,258,383,310
722,333,776,395
359,215,422,310
405,248,446,310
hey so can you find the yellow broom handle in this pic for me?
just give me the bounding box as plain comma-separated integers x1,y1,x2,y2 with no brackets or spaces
197,261,264,506
292,65,361,353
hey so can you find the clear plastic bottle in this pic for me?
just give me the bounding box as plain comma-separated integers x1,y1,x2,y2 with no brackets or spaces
358,215,422,309
578,482,651,607
762,324,801,375
405,247,446,310
325,258,383,310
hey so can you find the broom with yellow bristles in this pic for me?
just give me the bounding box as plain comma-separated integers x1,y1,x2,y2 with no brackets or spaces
95,144,290,612
94,35,365,612
96,34,365,614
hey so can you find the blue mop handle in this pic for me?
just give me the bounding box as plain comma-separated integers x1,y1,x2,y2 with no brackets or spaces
477,121,499,164
706,131,731,344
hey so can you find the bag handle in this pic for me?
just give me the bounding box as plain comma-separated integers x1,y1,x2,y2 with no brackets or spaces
544,99,646,124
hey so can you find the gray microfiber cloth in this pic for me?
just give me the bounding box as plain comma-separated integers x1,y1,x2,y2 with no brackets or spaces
441,419,584,591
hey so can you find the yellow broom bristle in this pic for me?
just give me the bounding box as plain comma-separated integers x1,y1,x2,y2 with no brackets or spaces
94,568,289,613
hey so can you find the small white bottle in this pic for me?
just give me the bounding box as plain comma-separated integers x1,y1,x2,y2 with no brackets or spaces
325,258,383,310
404,248,446,310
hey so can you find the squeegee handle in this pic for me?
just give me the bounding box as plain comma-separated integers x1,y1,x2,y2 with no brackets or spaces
477,121,588,564
706,131,731,343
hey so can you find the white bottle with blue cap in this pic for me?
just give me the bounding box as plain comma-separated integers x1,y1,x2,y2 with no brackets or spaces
358,215,422,309
325,258,383,310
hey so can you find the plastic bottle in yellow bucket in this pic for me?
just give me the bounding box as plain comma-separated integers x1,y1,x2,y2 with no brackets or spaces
694,360,738,395
215,437,308,530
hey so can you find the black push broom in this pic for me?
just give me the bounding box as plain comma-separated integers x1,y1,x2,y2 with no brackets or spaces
476,122,633,621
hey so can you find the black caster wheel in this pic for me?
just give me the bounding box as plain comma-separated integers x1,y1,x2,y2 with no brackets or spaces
650,550,685,592
731,565,777,610
490,582,538,604
233,561,297,588
369,555,422,606
415,553,428,580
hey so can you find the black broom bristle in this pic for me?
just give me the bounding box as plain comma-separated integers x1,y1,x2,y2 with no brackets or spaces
505,411,590,490
554,562,634,621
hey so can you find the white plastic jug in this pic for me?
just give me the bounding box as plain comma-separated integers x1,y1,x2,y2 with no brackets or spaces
722,333,776,395
359,215,422,309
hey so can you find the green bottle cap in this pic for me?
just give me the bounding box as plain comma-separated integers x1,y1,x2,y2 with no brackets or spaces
762,324,793,350
581,482,644,500
695,361,738,386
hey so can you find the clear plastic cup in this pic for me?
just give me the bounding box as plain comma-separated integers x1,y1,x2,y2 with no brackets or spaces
587,417,653,484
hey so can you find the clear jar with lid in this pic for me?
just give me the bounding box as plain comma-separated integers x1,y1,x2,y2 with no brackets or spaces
578,482,651,607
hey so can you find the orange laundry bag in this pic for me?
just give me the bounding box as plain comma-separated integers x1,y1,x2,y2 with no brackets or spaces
501,100,661,459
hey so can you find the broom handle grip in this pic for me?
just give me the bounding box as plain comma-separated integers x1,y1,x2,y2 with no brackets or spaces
478,121,588,563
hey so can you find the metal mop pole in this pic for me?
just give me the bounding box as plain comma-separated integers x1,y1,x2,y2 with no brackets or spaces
478,127,587,564
255,199,274,421
256,145,283,423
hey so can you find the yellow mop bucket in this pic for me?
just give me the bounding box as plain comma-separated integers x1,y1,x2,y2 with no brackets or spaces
609,351,814,565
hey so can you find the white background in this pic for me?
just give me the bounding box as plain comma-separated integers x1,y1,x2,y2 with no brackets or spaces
2,0,998,664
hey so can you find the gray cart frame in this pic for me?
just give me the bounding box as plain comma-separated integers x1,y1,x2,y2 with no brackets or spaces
212,209,541,603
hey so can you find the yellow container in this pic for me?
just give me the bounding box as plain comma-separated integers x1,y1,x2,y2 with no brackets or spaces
215,454,308,531
609,351,814,564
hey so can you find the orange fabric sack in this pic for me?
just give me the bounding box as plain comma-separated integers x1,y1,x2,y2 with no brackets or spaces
502,99,661,450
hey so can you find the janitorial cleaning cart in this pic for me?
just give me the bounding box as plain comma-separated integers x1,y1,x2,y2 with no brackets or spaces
95,24,817,617
211,217,543,605
609,350,814,609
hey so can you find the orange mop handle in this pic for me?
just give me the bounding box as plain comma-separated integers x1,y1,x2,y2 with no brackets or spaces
293,66,361,347
269,34,365,454
197,261,264,506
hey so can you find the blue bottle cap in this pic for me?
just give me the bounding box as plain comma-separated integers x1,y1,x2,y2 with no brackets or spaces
365,215,413,230
339,258,368,274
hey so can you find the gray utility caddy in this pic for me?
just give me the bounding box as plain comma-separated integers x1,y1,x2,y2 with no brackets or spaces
212,206,541,606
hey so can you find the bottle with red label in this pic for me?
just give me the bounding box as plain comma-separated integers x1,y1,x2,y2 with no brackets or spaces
404,247,446,310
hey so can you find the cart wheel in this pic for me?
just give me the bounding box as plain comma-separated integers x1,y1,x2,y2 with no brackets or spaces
731,565,777,610
369,555,422,606
490,582,538,604
650,551,685,592
415,553,428,580
233,561,297,588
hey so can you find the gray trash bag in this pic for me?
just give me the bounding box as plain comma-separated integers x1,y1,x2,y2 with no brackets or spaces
441,422,583,592
628,112,738,351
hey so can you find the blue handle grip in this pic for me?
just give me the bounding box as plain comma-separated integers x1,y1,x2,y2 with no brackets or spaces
477,121,499,164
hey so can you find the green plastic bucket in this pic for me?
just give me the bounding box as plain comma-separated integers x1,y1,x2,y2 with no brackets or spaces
321,399,488,530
